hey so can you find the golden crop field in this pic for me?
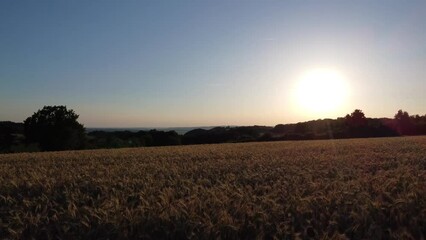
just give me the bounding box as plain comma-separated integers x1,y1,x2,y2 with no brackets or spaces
0,136,425,239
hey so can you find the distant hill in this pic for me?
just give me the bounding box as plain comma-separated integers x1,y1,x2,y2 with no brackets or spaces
86,126,225,135
184,126,273,144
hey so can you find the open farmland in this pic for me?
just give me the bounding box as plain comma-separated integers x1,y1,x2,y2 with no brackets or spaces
0,137,425,239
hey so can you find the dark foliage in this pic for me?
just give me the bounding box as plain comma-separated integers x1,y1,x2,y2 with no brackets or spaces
1,108,426,153
184,110,424,144
345,109,367,128
183,126,272,144
394,110,415,135
23,106,86,151
87,130,181,149
0,122,23,151
0,121,24,134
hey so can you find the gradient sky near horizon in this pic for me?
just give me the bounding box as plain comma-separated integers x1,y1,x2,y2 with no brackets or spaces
1,1,425,127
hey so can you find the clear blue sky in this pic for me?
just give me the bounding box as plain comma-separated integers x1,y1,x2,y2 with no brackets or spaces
1,0,425,127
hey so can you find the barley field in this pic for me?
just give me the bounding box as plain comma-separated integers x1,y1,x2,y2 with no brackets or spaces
0,136,425,239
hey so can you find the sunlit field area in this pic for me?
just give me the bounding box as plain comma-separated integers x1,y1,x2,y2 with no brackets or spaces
1,136,425,239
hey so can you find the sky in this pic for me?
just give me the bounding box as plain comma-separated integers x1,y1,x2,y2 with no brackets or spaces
1,0,425,127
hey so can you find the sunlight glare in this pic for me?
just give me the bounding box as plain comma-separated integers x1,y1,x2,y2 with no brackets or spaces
294,68,349,115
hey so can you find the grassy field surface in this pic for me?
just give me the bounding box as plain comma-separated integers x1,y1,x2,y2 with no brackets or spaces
1,137,425,239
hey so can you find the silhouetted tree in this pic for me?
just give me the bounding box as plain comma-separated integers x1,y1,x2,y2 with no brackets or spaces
394,110,413,135
24,106,86,151
345,109,367,127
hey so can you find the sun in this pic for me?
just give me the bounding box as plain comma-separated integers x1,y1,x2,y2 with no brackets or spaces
293,68,349,116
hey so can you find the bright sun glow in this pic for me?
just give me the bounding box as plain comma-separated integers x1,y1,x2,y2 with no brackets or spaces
294,68,349,115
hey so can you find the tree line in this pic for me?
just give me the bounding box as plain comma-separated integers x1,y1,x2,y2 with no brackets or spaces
1,106,426,153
